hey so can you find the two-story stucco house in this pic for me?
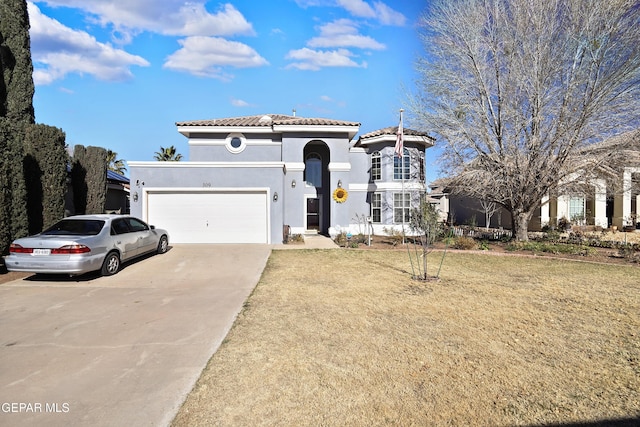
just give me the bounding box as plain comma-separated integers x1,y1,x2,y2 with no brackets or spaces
128,113,434,244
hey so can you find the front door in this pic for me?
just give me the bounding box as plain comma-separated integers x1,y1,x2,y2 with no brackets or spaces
306,197,320,231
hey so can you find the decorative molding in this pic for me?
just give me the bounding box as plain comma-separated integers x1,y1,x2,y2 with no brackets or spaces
127,161,285,169
328,162,352,172
284,162,306,172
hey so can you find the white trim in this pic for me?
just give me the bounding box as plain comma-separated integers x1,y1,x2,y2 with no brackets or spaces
348,183,375,192
371,182,426,191
349,146,367,153
225,133,247,154
273,124,359,139
189,138,281,147
128,161,285,169
328,162,351,172
348,182,426,192
284,162,305,172
358,134,435,147
178,126,273,136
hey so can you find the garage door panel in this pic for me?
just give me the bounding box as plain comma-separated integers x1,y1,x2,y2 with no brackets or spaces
146,191,268,244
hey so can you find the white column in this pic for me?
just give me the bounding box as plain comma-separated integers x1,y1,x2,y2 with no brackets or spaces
623,168,633,226
594,179,608,228
540,195,550,228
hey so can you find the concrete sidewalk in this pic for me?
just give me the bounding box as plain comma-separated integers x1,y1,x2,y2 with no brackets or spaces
0,245,271,427
275,234,339,249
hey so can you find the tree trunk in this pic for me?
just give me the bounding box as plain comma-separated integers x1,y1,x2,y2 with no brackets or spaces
511,209,533,242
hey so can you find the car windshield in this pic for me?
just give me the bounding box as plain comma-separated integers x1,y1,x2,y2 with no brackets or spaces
41,219,106,236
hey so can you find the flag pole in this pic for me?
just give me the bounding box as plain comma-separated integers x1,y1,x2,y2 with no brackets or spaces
395,108,405,244
401,109,405,245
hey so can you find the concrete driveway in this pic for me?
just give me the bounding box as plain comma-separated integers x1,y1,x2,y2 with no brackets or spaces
0,244,272,427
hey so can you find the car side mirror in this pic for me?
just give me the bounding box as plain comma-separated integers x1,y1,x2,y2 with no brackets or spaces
150,225,155,230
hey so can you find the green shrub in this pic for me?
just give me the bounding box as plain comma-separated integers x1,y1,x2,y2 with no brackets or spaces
506,241,595,256
544,230,562,242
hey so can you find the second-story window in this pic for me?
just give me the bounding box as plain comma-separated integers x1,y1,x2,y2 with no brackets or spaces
394,148,410,180
305,153,322,188
371,151,381,181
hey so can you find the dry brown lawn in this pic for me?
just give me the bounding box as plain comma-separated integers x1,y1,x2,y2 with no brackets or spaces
172,250,640,427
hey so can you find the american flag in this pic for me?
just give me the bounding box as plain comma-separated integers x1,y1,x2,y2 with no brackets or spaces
394,111,404,157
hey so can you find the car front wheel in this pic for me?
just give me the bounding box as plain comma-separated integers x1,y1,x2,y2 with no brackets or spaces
157,235,168,254
101,252,120,276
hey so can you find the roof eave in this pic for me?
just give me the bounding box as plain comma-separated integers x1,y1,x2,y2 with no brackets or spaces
177,125,274,137
358,134,435,148
272,124,360,140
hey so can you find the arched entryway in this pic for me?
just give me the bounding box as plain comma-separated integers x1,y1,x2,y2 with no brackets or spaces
303,141,330,234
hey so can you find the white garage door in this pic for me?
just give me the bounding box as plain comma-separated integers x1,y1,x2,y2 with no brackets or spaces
146,190,269,244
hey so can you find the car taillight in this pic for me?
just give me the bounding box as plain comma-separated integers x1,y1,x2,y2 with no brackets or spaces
9,244,33,254
51,245,91,254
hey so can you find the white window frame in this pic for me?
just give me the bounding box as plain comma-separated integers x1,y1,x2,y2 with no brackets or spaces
371,151,381,181
371,193,382,223
225,133,247,154
393,192,411,223
393,148,410,180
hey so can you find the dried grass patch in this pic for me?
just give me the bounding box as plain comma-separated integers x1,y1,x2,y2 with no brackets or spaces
173,250,640,427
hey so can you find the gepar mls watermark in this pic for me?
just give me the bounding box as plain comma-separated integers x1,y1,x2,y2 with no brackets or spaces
2,402,70,413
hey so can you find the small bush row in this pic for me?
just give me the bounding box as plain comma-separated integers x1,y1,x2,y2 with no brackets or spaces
505,241,596,256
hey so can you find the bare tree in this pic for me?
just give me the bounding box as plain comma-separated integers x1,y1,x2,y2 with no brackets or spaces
479,199,499,231
410,0,640,241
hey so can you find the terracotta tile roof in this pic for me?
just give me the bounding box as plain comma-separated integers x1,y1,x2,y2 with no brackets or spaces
176,114,360,128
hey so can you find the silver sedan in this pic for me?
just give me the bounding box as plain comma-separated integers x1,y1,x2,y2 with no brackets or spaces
4,214,169,276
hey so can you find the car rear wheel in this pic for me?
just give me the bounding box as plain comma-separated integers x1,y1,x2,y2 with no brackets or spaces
157,235,168,254
101,251,120,276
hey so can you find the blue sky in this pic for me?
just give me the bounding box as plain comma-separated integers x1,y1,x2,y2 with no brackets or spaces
28,0,435,180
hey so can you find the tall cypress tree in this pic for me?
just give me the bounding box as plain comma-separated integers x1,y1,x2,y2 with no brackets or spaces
0,118,14,252
71,145,107,215
0,0,33,253
24,124,67,233
0,0,35,124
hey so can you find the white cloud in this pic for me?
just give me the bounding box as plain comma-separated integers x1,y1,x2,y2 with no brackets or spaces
33,1,255,41
231,98,253,107
307,19,385,50
286,48,366,71
163,36,269,80
28,2,150,85
337,0,375,18
287,18,382,70
336,0,405,25
372,1,406,26
320,95,346,108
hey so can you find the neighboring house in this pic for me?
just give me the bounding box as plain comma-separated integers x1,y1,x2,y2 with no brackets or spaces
128,113,434,244
105,170,130,214
428,180,512,229
429,130,640,231
64,168,131,216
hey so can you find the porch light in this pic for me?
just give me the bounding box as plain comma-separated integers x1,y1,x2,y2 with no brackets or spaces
273,192,278,202
132,192,138,202
291,179,296,188
338,179,342,188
